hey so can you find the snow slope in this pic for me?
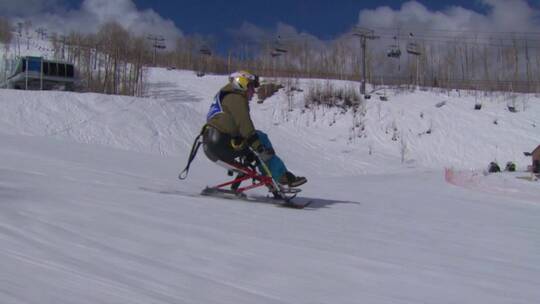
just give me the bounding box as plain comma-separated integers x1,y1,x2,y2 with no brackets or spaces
0,68,539,304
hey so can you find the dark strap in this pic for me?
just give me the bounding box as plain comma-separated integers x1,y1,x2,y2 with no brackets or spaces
178,126,206,180
246,132,259,146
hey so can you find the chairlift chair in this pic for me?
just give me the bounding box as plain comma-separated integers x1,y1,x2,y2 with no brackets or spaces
387,46,401,58
273,39,288,54
406,42,421,56
199,47,212,56
386,33,402,58
271,39,287,57
272,35,288,54
274,46,288,53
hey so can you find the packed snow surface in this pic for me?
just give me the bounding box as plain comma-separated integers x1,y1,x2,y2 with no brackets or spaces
0,68,539,304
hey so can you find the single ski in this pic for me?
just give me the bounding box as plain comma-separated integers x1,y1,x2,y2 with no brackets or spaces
279,199,312,209
200,187,310,209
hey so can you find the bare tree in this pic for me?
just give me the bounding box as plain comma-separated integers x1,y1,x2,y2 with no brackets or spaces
52,23,151,96
97,22,130,94
0,17,12,44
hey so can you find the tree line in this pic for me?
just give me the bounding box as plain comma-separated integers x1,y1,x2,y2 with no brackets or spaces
155,30,540,93
3,16,540,95
47,22,149,96
0,17,12,45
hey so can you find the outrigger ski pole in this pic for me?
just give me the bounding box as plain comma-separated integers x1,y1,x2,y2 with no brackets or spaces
248,147,297,203
178,125,206,180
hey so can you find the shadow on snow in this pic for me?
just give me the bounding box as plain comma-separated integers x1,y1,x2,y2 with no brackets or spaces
138,186,361,210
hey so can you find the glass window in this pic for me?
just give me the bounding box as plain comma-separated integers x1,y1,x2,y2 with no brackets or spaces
59,64,66,77
50,62,57,76
27,57,41,72
66,65,74,78
42,61,49,75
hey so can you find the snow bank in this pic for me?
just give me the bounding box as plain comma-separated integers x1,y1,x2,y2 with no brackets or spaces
1,68,539,175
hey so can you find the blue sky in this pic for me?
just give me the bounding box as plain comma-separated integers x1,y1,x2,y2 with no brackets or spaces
2,0,539,54
133,0,488,39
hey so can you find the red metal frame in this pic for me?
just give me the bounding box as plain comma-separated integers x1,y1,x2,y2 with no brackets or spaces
211,162,274,194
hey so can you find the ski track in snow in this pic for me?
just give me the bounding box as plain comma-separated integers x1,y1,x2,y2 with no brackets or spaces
0,68,539,303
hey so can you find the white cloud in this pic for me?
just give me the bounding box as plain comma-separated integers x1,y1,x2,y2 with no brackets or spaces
228,21,327,53
357,0,540,37
352,0,540,79
6,0,183,48
0,0,65,17
228,22,268,42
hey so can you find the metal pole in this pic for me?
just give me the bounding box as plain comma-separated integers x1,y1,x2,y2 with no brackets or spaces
416,55,419,87
25,57,28,90
147,35,165,67
353,28,378,96
40,57,43,90
227,51,231,74
3,58,6,87
361,36,366,95
61,36,66,60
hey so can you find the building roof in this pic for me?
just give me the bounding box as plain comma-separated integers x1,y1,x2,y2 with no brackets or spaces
533,144,540,155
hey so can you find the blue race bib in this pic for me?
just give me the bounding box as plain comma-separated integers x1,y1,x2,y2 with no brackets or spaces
206,93,224,121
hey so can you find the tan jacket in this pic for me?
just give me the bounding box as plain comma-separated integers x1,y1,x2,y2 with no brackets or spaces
207,84,256,140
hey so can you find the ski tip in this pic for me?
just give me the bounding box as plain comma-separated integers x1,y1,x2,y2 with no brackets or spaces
201,187,247,199
280,200,312,209
279,186,302,194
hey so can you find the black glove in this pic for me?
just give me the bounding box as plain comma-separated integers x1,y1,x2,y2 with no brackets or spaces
249,136,274,162
257,145,275,162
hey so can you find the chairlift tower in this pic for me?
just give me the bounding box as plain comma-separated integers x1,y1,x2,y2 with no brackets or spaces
59,35,67,60
197,45,212,76
147,35,166,66
36,28,47,40
406,33,422,87
270,36,288,77
199,46,212,56
353,27,379,95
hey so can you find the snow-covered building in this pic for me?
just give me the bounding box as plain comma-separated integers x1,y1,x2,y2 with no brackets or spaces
4,56,75,90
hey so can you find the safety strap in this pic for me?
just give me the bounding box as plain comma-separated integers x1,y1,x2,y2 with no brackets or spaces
178,125,207,180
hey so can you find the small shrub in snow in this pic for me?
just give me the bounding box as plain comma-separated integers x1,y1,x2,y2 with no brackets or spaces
391,121,399,141
400,135,408,163
435,101,446,108
507,94,519,113
304,82,361,109
488,161,501,173
505,161,516,172
257,83,283,102
507,105,517,113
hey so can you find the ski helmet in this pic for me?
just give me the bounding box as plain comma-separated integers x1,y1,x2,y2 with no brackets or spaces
229,70,260,92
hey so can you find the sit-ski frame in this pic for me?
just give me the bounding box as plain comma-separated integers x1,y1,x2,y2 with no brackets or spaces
205,158,300,202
